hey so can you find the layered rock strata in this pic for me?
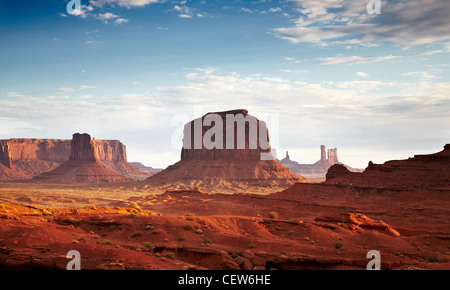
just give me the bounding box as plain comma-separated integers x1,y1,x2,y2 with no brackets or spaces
0,135,149,181
325,144,450,190
145,109,307,191
34,133,131,183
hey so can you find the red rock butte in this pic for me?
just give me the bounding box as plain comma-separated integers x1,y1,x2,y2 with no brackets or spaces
0,134,150,182
144,109,308,192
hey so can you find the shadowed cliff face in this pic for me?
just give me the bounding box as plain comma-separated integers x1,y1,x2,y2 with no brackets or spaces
0,143,12,168
69,133,97,161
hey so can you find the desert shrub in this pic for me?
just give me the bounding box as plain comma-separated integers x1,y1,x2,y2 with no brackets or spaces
165,252,175,260
108,225,117,232
425,253,446,263
183,224,193,231
72,219,81,227
143,243,154,252
230,253,238,259
203,238,212,245
179,236,187,241
333,241,344,250
185,213,196,221
131,231,142,238
268,211,279,219
338,222,349,230
98,241,113,246
248,243,255,249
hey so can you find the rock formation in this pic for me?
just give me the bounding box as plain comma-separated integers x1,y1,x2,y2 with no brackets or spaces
34,133,131,183
180,109,272,161
279,145,362,181
325,144,450,190
325,164,351,181
144,109,307,192
0,136,150,181
130,162,162,175
69,133,96,161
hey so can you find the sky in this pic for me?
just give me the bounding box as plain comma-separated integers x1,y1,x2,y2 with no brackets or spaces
0,0,449,169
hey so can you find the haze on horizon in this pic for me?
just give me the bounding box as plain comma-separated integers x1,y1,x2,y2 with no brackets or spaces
0,0,449,169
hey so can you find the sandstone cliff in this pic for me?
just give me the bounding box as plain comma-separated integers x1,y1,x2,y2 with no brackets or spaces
34,133,131,183
0,135,150,181
144,109,307,193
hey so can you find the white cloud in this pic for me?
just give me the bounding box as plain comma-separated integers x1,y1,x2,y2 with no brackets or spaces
4,92,30,98
268,7,282,13
179,14,192,19
318,55,400,65
97,12,119,20
402,71,438,80
114,18,129,24
90,0,162,8
57,85,96,94
240,8,253,13
356,72,368,78
272,0,450,47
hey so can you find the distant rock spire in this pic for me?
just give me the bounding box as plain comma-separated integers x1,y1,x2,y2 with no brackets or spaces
321,145,327,161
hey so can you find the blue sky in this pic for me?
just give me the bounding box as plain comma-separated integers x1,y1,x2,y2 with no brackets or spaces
1,0,449,169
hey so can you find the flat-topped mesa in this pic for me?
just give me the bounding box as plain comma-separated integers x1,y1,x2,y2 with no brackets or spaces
69,133,97,161
0,134,150,181
181,109,272,161
68,133,128,163
95,140,127,162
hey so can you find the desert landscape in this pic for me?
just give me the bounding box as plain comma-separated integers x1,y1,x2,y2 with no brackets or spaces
1,0,449,277
0,110,448,270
